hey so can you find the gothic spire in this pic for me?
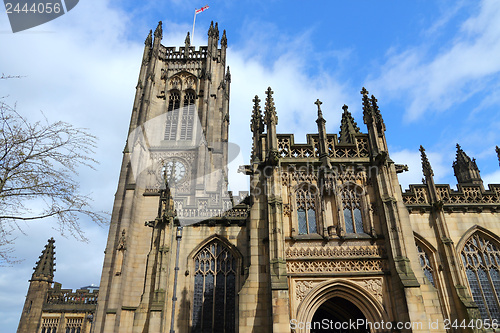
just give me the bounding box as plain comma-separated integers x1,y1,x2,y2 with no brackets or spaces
214,22,219,40
221,29,227,47
264,87,277,125
371,94,386,132
420,145,434,178
453,144,482,185
251,95,264,134
314,99,329,159
154,21,163,40
496,146,500,167
339,104,360,144
31,238,55,283
361,87,371,119
208,21,214,37
145,29,152,47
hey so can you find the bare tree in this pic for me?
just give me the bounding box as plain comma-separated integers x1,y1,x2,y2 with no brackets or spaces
0,75,107,263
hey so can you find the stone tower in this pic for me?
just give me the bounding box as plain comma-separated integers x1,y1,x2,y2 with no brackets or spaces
93,21,248,333
17,238,56,333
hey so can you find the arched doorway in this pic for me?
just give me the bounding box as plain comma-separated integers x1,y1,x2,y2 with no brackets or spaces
296,279,389,333
310,297,369,333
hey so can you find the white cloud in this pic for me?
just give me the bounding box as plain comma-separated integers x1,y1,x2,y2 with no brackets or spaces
391,148,452,191
367,0,500,121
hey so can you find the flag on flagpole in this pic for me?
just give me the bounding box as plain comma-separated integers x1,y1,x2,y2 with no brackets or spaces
195,5,209,14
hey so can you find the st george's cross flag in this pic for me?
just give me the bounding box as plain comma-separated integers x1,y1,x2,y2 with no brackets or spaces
195,5,209,14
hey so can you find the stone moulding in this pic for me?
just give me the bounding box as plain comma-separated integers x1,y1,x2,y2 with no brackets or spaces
285,245,385,259
286,259,386,274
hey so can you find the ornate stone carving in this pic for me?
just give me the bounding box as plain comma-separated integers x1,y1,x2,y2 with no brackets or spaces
283,204,291,217
285,245,384,259
296,280,314,302
286,259,385,274
117,229,126,251
359,279,383,303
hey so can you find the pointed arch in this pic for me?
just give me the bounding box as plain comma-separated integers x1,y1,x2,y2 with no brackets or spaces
188,235,241,333
413,232,437,288
456,225,500,253
296,279,389,332
187,234,242,261
458,226,500,321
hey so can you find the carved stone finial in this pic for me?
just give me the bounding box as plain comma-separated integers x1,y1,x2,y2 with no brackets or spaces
496,146,500,167
251,95,264,134
225,66,231,82
361,87,369,96
145,30,152,47
221,29,227,47
420,145,434,178
214,22,219,40
339,104,360,144
453,144,482,184
314,99,323,118
154,21,163,40
208,21,214,36
185,32,190,47
371,94,385,132
264,87,277,125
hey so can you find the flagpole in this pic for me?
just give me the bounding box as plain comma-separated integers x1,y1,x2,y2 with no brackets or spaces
192,10,197,44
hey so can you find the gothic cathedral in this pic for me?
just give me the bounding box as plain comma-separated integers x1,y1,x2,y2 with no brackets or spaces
18,22,500,333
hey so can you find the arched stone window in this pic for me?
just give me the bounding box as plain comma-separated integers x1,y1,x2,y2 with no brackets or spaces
415,242,435,287
180,90,196,140
164,91,180,140
192,240,236,333
461,233,500,321
341,183,364,234
296,184,318,235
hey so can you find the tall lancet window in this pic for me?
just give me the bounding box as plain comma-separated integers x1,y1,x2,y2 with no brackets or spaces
296,185,317,235
164,91,180,140
461,233,500,321
341,184,364,233
192,240,236,333
180,90,196,140
415,242,436,287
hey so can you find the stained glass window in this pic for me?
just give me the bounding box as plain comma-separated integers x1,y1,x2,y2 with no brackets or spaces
164,91,180,140
341,184,364,233
296,185,317,235
415,243,435,287
462,233,500,321
192,240,236,333
180,91,196,140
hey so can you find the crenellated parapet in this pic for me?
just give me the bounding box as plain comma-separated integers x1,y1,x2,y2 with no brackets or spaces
275,133,369,161
402,183,500,211
46,285,98,309
159,45,209,60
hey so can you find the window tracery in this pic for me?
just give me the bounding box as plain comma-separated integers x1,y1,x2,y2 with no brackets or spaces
192,240,236,333
341,184,364,233
180,90,196,140
415,242,435,287
165,91,180,140
461,233,500,321
296,185,317,235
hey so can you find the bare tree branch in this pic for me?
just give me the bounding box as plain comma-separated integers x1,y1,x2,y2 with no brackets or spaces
0,81,108,264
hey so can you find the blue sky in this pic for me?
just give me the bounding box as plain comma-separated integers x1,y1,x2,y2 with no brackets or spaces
1,0,500,331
